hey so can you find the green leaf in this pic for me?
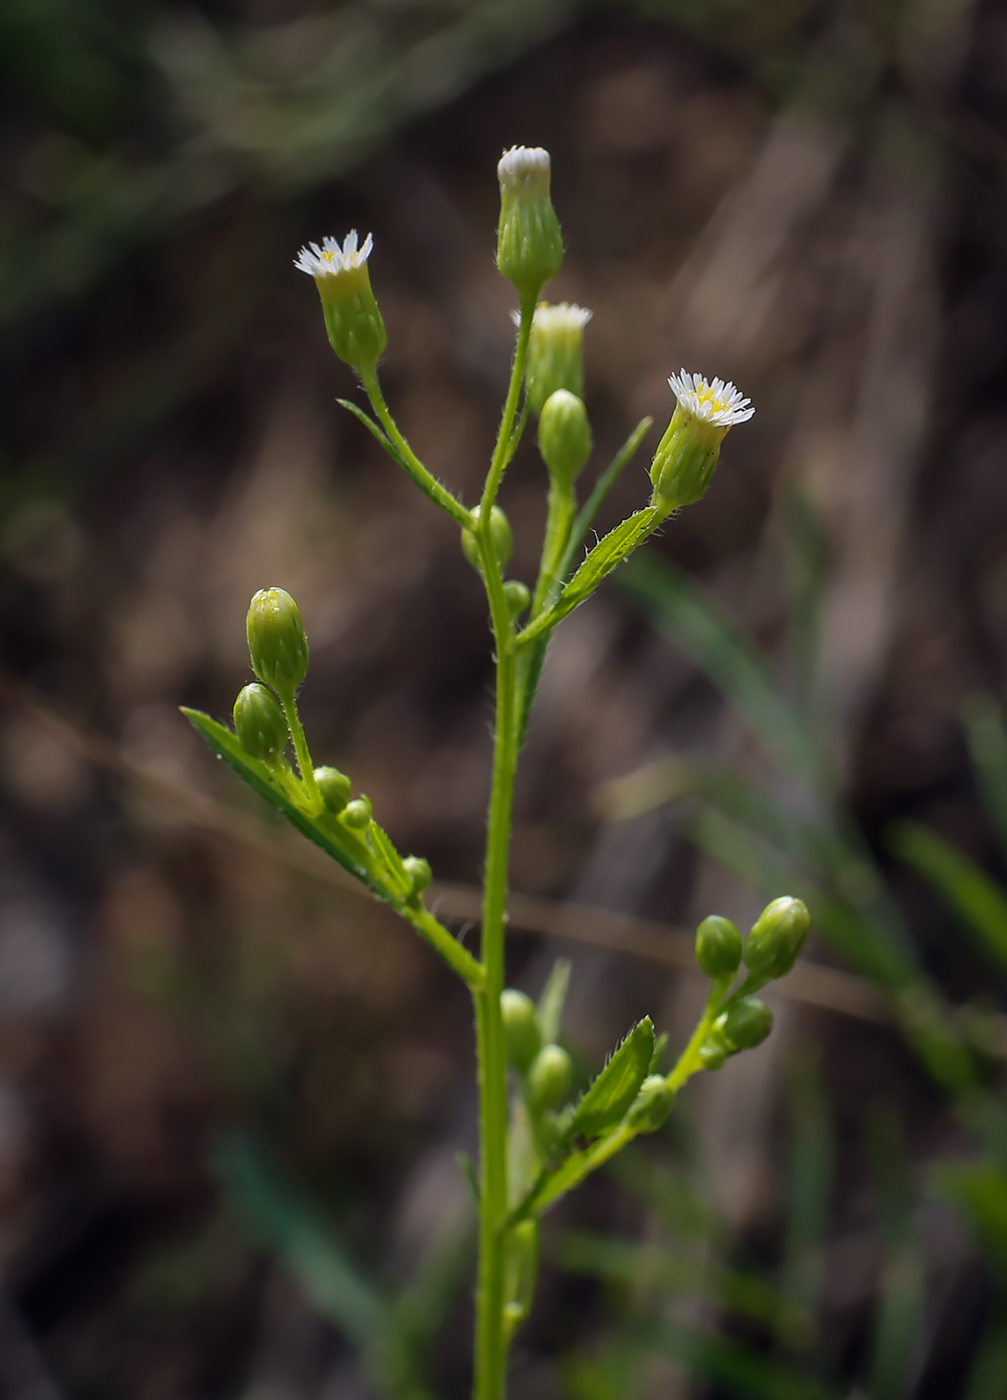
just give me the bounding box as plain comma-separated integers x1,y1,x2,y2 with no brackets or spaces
570,1018,655,1141
537,957,571,1044
368,821,413,901
890,819,1007,976
182,707,377,892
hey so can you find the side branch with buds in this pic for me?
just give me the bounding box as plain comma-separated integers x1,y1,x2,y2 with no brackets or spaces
183,144,802,1400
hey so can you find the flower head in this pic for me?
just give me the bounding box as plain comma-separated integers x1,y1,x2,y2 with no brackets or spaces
649,371,754,514
667,370,754,428
294,231,386,375
496,146,564,300
294,231,374,279
517,301,593,412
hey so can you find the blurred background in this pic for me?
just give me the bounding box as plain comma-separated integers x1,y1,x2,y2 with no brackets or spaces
3,0,1007,1395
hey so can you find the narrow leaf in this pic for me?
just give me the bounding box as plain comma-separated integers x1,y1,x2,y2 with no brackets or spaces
537,958,571,1044
570,1018,655,1141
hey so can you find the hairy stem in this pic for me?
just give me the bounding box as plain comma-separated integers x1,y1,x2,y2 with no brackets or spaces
361,370,471,528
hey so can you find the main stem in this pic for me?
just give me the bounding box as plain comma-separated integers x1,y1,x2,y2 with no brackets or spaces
473,295,534,1400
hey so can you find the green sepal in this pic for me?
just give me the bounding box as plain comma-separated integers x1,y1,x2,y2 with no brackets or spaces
182,708,378,893
569,1017,655,1142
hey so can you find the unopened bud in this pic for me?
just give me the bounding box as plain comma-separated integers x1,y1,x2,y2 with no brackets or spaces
233,683,289,761
695,914,742,979
538,390,592,486
527,1042,572,1111
496,146,564,301
743,896,810,980
649,371,754,514
525,302,591,414
503,580,531,619
627,1074,675,1132
246,588,309,694
722,997,774,1051
315,766,351,813
342,796,373,829
294,233,387,376
461,505,513,572
502,990,541,1073
403,855,432,897
698,1039,729,1071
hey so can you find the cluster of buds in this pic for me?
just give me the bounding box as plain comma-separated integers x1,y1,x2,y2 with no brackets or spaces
693,897,810,1069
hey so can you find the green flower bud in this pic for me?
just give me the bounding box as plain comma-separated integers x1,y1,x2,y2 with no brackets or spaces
294,233,387,376
538,390,592,486
722,997,774,1051
403,855,432,897
233,683,289,761
342,796,373,829
527,1042,572,1111
496,146,564,301
525,302,591,414
501,989,541,1074
461,506,513,572
503,580,530,619
649,371,754,514
246,587,309,694
743,896,811,981
698,1039,729,1071
315,765,351,813
695,915,743,979
627,1074,675,1132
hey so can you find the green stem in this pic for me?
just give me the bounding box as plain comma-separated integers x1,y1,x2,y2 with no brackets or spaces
666,977,730,1093
406,904,485,992
361,370,471,528
472,298,535,1400
278,691,323,815
559,416,653,579
531,478,575,618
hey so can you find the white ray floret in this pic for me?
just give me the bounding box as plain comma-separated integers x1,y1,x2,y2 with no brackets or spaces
498,145,551,188
510,301,593,329
667,369,754,427
294,231,374,278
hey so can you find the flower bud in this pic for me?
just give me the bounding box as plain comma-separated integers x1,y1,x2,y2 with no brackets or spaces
503,580,530,619
649,371,754,513
527,1042,572,1111
722,997,774,1051
342,796,373,829
461,506,513,572
496,146,564,301
501,989,541,1074
315,765,351,814
403,855,432,897
698,1039,729,1071
627,1074,675,1132
525,302,591,414
538,390,592,486
695,914,742,979
743,896,810,981
246,587,309,695
294,232,387,376
233,683,289,761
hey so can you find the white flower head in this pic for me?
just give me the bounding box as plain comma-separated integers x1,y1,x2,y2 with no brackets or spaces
667,369,754,427
497,145,551,194
294,230,374,279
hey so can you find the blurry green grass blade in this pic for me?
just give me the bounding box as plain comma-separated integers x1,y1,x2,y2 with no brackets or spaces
781,484,829,736
555,1231,784,1329
778,1057,833,1353
182,708,377,889
935,1161,1007,1275
213,1133,388,1345
963,692,1007,861
965,1298,1007,1400
890,820,1007,975
866,1108,924,1400
648,1318,838,1399
537,957,572,1044
686,804,804,896
620,550,820,783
